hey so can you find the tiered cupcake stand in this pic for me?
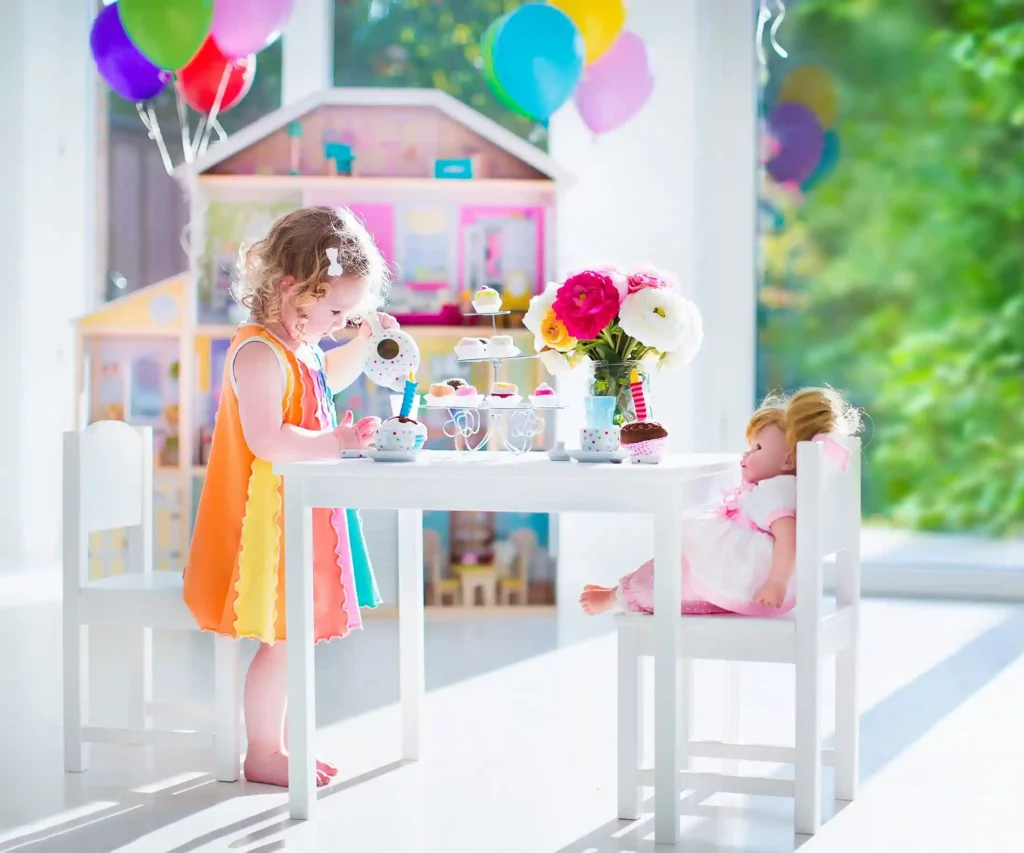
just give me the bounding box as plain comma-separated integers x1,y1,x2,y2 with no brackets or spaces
428,311,561,455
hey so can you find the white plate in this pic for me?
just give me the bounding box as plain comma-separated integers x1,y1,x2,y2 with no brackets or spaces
454,346,489,360
423,394,483,409
365,450,425,463
529,395,559,408
568,449,630,464
485,394,523,409
488,346,521,359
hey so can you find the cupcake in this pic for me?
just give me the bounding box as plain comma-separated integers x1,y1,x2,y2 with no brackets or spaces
453,384,482,407
444,377,468,390
375,416,428,452
472,286,502,314
529,382,557,408
424,383,456,407
487,335,518,358
620,421,668,458
455,337,488,360
487,381,521,407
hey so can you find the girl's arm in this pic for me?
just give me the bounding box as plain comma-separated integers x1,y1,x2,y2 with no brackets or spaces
753,516,796,607
324,334,369,393
234,341,359,462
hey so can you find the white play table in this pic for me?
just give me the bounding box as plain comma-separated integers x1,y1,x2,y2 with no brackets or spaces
275,450,737,841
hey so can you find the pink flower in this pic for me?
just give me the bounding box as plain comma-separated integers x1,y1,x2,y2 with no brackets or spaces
627,267,675,294
552,270,622,341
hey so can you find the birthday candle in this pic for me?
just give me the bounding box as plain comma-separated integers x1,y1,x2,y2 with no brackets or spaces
629,368,647,421
400,370,417,418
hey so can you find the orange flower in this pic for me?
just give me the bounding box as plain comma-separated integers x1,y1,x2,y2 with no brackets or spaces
540,307,577,352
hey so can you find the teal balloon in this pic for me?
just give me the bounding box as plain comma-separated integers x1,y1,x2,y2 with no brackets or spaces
490,5,584,122
802,130,840,192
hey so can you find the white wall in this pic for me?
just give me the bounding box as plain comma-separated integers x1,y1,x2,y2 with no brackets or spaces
0,0,97,561
550,0,757,454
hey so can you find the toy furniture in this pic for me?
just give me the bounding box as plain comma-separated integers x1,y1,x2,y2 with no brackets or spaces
62,421,241,783
424,529,461,606
453,564,498,607
272,451,737,821
615,437,862,838
496,529,535,606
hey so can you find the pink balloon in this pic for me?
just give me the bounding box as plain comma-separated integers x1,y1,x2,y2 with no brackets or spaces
574,31,654,136
211,0,295,59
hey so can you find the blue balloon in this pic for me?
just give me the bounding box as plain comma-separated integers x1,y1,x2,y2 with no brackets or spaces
490,5,584,122
802,130,840,192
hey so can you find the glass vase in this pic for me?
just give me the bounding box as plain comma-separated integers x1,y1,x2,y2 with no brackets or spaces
584,360,650,426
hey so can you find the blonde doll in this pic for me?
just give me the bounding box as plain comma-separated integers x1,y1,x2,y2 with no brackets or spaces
580,387,861,617
184,206,397,788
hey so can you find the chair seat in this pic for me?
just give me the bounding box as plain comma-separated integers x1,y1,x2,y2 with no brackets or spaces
499,577,526,590
80,571,197,631
615,598,853,663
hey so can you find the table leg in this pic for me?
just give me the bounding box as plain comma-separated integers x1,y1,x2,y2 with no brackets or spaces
654,500,683,845
398,509,425,760
284,481,316,820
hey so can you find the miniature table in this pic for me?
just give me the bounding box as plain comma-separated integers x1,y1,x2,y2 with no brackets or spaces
274,450,737,841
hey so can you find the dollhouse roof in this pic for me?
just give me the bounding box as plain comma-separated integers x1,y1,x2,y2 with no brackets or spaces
77,272,186,333
174,87,572,184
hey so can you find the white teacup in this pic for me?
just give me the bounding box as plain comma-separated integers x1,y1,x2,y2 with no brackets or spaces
580,425,621,452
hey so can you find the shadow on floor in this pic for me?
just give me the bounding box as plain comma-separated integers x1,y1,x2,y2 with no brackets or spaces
555,610,1024,853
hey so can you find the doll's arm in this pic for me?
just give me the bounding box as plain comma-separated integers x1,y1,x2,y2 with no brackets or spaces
754,516,797,608
234,341,343,462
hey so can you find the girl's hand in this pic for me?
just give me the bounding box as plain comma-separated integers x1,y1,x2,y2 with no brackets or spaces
753,579,787,608
332,410,381,451
358,312,400,341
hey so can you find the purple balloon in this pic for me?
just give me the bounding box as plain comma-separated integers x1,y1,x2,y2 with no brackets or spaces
90,4,168,102
766,103,825,184
212,0,295,59
574,31,654,136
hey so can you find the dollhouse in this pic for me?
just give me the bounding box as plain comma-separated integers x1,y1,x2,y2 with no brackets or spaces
75,88,567,608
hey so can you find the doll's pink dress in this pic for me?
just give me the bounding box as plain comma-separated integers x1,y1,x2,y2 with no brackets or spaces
617,475,797,617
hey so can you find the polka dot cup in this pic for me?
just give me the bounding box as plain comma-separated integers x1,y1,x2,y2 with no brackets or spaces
580,426,621,453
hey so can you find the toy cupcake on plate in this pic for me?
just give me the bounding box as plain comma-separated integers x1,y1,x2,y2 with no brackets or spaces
423,382,457,407
455,337,488,360
453,383,483,408
529,382,558,408
472,286,502,314
486,381,522,408
620,421,668,459
487,334,519,358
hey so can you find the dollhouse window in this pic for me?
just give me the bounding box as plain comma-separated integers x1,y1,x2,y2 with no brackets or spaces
129,356,163,420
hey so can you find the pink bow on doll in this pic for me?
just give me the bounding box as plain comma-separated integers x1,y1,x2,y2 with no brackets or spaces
811,433,851,472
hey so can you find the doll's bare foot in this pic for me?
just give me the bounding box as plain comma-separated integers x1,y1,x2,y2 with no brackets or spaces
243,748,331,788
579,585,618,615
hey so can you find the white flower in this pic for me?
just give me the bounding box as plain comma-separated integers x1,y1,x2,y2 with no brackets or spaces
618,287,703,357
523,284,558,353
539,348,573,377
658,304,704,372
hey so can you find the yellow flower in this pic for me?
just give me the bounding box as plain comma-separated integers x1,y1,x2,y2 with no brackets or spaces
540,308,578,353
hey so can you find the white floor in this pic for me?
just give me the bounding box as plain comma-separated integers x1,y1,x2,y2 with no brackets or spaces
1,568,1023,852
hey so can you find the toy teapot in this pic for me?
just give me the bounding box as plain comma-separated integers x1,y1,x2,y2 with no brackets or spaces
362,313,420,392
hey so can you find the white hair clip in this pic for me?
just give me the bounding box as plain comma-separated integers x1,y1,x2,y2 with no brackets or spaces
325,247,343,277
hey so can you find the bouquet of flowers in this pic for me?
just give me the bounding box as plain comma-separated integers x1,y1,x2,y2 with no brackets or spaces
523,265,704,422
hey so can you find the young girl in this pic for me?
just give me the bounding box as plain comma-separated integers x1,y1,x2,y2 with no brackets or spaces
580,387,861,617
184,206,395,788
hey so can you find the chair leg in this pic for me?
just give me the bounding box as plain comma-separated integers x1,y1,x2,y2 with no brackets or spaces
616,627,644,820
213,635,241,782
794,656,823,835
835,644,859,801
63,621,89,772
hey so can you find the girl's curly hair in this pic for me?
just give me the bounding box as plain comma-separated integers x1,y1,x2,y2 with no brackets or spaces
231,205,390,333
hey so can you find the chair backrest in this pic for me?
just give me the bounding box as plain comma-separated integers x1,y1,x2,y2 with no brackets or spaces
795,436,861,622
63,422,153,587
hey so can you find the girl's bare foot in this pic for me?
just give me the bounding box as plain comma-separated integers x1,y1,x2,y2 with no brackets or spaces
579,584,618,615
243,748,335,788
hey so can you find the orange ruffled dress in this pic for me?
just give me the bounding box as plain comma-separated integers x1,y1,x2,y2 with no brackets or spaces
184,324,379,644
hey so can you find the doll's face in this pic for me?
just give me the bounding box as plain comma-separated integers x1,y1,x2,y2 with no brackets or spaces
741,424,794,483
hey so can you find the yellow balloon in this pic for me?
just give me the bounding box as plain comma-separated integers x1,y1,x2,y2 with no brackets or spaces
778,66,838,129
549,0,627,65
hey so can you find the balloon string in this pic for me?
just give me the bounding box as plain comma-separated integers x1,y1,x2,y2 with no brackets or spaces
756,0,771,66
770,1,789,59
211,119,227,142
136,102,174,175
198,64,232,158
173,80,195,165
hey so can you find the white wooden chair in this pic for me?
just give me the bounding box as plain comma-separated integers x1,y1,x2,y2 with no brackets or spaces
425,529,460,606
616,437,861,836
497,529,535,606
63,421,241,782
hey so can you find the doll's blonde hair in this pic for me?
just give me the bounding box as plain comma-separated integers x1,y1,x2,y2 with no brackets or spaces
746,387,862,459
232,206,390,333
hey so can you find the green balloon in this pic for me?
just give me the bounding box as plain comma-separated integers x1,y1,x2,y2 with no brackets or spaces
481,15,523,115
119,0,214,71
